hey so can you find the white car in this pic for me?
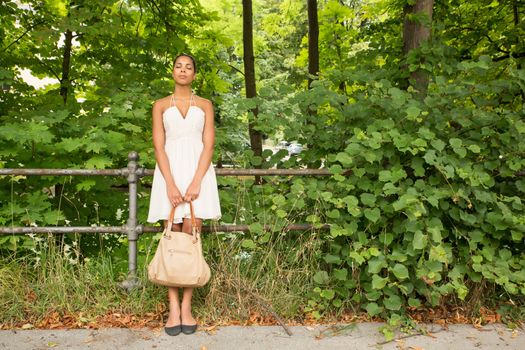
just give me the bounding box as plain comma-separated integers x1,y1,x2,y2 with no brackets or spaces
276,141,303,156
287,142,303,155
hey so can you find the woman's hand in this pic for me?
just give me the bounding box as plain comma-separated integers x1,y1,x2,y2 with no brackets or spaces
184,181,201,202
167,184,184,208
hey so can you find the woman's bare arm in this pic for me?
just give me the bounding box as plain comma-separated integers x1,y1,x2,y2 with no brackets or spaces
152,100,177,191
194,99,215,182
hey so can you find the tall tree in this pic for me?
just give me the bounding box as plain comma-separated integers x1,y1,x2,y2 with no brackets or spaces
307,0,319,89
242,0,263,162
402,0,434,92
60,28,73,104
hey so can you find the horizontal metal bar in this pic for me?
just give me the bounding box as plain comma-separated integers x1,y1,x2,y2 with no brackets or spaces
0,168,334,177
0,169,126,176
0,223,330,235
142,223,331,233
142,168,333,176
0,226,125,235
214,168,333,176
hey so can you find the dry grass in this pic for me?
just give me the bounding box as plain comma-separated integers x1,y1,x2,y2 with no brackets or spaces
0,227,323,328
194,228,323,324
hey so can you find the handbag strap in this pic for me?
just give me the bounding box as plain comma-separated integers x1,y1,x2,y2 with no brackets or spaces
166,201,199,243
189,201,198,233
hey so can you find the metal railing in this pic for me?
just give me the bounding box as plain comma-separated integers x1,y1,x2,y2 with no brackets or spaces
0,151,332,290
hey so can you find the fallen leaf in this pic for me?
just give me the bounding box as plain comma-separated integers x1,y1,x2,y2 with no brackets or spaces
200,346,208,350
203,325,218,332
421,276,434,285
21,323,33,330
477,328,492,332
395,338,406,350
47,342,58,348
436,319,446,326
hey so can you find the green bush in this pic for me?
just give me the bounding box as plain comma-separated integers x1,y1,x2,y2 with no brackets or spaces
283,54,525,318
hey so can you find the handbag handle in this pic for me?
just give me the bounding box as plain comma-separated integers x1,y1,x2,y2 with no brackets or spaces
166,201,199,242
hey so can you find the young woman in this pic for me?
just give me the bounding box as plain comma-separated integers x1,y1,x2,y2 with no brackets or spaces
147,54,221,336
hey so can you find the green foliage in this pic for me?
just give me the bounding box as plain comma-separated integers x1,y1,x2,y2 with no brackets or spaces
0,0,227,255
278,50,525,318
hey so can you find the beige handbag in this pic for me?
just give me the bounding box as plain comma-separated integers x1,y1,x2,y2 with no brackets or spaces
148,201,211,287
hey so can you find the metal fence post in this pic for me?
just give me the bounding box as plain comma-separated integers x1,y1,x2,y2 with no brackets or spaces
119,151,143,291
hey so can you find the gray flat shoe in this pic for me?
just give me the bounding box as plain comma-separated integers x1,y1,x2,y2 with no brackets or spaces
165,325,182,336
181,324,198,335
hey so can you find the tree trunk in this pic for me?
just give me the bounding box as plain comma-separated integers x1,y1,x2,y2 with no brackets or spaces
307,0,319,89
242,0,263,164
513,1,523,99
60,29,73,104
402,0,434,93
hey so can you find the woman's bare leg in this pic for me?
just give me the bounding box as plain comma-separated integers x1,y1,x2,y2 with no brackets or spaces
165,221,182,327
180,217,202,326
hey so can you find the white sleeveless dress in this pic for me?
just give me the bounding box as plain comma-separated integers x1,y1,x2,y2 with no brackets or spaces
147,96,221,223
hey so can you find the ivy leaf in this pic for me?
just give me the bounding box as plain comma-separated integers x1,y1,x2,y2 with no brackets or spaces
449,138,463,148
383,295,402,311
468,144,481,153
326,209,340,219
408,298,421,308
368,257,387,274
241,239,257,249
515,120,525,134
391,264,409,280
276,209,287,218
333,268,348,281
343,195,361,216
360,193,376,206
378,170,392,182
406,105,421,119
411,157,425,176
329,164,343,175
453,147,467,158
372,274,388,289
364,208,380,223
335,152,353,166
313,271,330,285
412,231,428,250
251,156,262,166
320,289,335,300
365,302,383,316
431,139,446,152
324,254,341,264
249,222,264,234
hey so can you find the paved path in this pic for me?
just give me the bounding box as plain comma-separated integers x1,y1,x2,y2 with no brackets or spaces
0,323,523,350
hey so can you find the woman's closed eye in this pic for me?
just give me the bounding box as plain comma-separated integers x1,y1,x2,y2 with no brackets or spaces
176,64,193,71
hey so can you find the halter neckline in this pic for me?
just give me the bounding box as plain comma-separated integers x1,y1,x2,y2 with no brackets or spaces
170,93,195,119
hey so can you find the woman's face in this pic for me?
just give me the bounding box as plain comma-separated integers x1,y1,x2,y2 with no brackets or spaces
172,56,195,86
